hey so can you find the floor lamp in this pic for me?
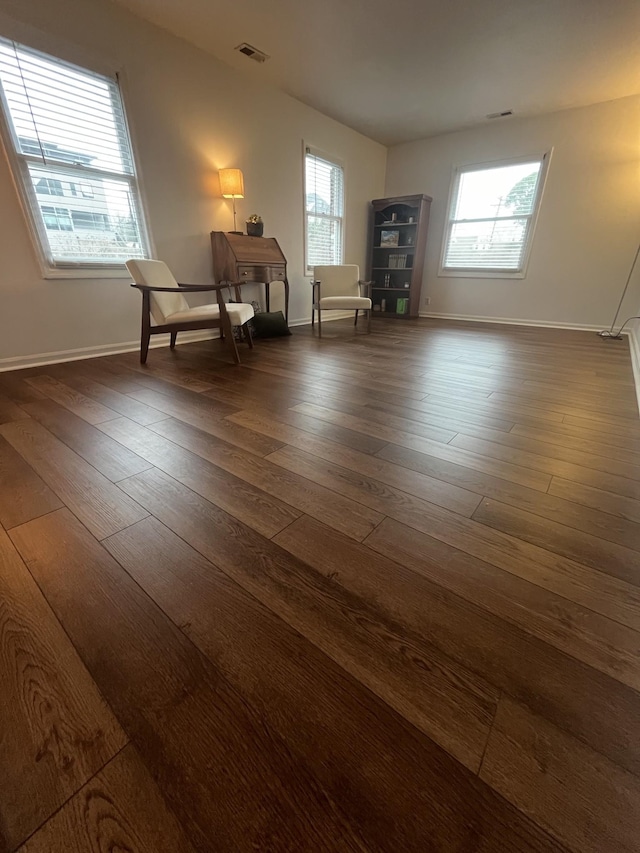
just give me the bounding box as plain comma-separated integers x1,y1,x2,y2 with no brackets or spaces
599,241,640,339
219,168,244,234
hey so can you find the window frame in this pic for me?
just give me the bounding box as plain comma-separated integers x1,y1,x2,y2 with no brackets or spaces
0,39,152,279
303,143,345,275
439,152,551,280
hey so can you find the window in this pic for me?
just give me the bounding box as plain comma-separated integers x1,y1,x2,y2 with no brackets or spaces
304,146,344,271
0,38,149,275
41,205,72,231
35,177,64,196
441,154,549,278
71,210,110,231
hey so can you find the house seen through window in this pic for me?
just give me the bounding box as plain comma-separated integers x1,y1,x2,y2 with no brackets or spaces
304,147,344,271
0,38,149,273
441,155,548,277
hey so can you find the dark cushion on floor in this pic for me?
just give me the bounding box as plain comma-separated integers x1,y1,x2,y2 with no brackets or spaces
251,311,292,338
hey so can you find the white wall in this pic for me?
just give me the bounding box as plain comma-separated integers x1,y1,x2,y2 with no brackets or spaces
385,97,640,329
0,0,386,367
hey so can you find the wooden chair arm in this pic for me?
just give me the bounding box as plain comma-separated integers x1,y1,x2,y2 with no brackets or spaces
131,283,227,293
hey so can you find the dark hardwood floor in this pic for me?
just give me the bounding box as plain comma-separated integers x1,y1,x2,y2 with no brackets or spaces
1,317,639,852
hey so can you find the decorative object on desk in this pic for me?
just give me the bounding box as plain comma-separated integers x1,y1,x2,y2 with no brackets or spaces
219,168,244,234
246,213,264,237
403,281,410,288
251,310,292,338
380,230,399,247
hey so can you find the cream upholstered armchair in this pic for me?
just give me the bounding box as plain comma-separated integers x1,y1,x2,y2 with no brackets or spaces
126,259,254,364
311,265,372,336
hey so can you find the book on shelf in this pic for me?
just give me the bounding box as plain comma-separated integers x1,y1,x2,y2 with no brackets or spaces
389,253,409,269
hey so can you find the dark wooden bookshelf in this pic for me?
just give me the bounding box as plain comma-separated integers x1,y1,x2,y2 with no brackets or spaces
367,194,432,318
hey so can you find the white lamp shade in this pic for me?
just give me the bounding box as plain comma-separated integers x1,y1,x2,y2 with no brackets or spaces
219,168,245,198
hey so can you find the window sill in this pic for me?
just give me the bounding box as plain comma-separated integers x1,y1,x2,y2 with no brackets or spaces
43,267,133,280
438,269,526,280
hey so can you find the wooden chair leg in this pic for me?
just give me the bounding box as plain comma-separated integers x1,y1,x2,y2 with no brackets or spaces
220,316,240,364
367,308,371,333
354,310,359,326
311,306,315,327
317,308,322,338
140,328,151,364
245,322,254,349
170,332,177,349
140,291,151,364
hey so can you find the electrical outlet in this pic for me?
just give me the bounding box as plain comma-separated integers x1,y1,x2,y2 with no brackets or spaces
424,297,431,305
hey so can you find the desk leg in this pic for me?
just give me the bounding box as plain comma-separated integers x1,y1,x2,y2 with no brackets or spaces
263,280,289,320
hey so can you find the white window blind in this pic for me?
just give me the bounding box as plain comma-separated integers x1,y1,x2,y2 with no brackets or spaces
442,156,547,276
0,38,149,272
305,147,344,270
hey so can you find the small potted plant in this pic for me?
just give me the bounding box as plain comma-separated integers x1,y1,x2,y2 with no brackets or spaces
246,214,263,237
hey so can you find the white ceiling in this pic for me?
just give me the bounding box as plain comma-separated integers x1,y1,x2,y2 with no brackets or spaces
113,0,640,145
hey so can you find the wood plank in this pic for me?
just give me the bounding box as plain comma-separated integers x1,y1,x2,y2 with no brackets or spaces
0,419,148,540
292,400,455,447
364,517,640,690
0,435,62,529
451,431,640,488
19,745,196,852
511,422,640,459
25,375,119,425
102,515,566,853
479,698,640,853
273,513,640,777
127,388,283,456
226,409,482,517
265,446,640,632
377,441,551,503
24,399,153,482
0,374,47,404
117,467,500,772
0,526,127,850
98,417,300,538
0,391,30,425
148,417,383,540
293,402,551,490
473,497,640,583
512,419,640,453
9,508,368,852
548,476,640,524
47,369,173,426
117,359,217,393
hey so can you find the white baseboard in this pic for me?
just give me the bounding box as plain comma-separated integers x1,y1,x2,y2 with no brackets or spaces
288,310,355,328
0,329,217,373
0,311,356,372
417,311,604,332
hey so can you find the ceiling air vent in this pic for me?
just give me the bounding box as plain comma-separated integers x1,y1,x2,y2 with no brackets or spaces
235,43,270,63
486,110,513,120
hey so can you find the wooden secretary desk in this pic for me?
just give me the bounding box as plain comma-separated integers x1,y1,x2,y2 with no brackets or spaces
211,231,289,320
